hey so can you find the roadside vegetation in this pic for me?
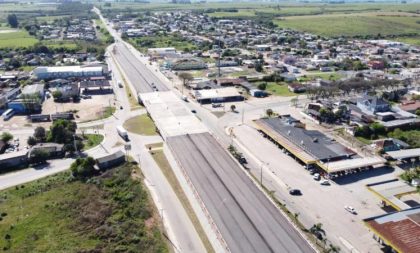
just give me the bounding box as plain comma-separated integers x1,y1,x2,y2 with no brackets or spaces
129,34,197,53
81,134,104,150
0,162,168,252
124,114,157,136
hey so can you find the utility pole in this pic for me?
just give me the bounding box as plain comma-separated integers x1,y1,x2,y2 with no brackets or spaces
73,134,78,157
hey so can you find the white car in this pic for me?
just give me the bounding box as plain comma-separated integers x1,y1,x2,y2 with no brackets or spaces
313,173,320,181
320,180,330,186
344,206,357,214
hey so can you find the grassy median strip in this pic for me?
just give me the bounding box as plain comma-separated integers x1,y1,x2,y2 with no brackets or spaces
124,114,157,136
150,149,215,253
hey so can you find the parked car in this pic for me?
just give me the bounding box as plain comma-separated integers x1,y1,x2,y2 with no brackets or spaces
313,173,320,181
344,206,357,214
289,189,302,195
309,169,316,175
212,103,222,108
320,180,330,186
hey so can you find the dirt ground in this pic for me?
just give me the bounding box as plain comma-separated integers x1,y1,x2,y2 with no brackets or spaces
42,94,116,122
0,94,116,131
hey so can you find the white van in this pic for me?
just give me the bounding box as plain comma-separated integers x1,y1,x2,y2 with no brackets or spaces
2,109,15,121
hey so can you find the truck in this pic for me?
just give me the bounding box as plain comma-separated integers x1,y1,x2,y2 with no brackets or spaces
116,125,129,141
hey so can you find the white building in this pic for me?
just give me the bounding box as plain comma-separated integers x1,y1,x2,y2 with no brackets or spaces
33,65,105,80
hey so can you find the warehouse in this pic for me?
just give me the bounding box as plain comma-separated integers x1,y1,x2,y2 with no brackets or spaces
33,65,106,80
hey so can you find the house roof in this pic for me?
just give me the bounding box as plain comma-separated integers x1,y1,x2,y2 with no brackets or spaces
364,207,420,253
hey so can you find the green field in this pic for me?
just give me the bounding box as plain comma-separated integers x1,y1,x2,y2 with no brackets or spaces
81,134,104,150
263,82,298,97
0,163,168,252
130,35,197,53
124,114,157,136
0,30,38,48
274,12,420,37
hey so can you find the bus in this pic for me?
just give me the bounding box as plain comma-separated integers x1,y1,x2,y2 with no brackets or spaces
2,109,14,121
116,125,128,141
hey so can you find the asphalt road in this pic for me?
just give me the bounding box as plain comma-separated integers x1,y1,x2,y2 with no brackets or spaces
167,132,315,253
112,42,169,93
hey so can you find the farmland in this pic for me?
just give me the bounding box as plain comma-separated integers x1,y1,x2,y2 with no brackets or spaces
274,12,420,38
0,29,38,48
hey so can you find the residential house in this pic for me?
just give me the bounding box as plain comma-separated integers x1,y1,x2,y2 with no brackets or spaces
357,95,390,114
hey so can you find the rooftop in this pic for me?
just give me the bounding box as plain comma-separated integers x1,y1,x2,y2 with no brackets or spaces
194,87,242,100
256,116,354,161
364,206,420,253
386,148,420,160
139,91,208,139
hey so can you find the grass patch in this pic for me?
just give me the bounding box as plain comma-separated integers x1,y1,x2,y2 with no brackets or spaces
146,142,164,150
0,30,38,48
150,149,215,253
81,134,104,150
124,114,157,136
264,82,297,97
356,136,372,145
129,35,197,53
299,72,343,82
0,163,168,252
274,12,420,37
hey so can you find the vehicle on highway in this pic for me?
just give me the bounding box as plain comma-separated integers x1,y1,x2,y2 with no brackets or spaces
212,103,222,108
289,189,302,195
320,180,330,186
313,173,321,180
2,109,15,121
191,109,197,113
118,81,123,88
116,125,129,141
344,206,357,214
182,95,188,102
120,106,123,110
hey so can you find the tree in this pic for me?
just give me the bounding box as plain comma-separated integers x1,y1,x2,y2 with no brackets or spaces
230,104,236,112
370,122,385,137
34,126,46,142
310,223,326,240
1,132,13,143
7,14,18,28
178,72,193,94
254,60,263,72
70,157,96,179
52,90,63,101
27,136,37,146
266,109,274,117
47,119,77,144
257,82,267,90
29,149,49,164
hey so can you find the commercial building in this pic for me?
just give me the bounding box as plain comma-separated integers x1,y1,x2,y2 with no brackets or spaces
194,87,244,104
33,65,106,80
254,116,385,176
29,143,65,158
364,206,420,253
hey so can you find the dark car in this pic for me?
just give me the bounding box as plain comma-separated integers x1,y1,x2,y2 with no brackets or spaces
289,189,302,195
191,109,197,113
238,156,247,164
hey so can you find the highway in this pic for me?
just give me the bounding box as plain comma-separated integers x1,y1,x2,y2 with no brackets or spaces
113,42,169,93
93,8,317,253
168,133,315,253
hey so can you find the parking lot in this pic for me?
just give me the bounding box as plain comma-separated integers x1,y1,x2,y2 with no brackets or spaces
43,93,116,122
231,124,405,253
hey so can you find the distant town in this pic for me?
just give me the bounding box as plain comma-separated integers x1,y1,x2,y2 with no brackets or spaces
0,1,419,253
